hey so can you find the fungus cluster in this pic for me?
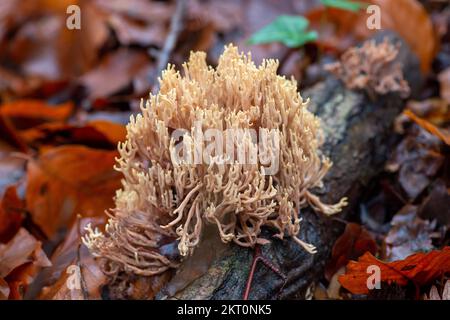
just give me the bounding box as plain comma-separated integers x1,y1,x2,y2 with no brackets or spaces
326,38,410,98
83,45,347,278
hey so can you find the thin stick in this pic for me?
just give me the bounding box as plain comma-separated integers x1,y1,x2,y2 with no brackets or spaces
150,0,187,93
243,245,287,300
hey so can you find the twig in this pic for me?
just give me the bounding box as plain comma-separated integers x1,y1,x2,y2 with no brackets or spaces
150,0,187,93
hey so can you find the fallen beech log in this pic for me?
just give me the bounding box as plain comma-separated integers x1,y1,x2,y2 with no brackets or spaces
156,31,422,300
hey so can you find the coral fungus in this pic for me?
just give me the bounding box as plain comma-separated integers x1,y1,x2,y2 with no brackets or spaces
83,45,347,278
326,38,410,99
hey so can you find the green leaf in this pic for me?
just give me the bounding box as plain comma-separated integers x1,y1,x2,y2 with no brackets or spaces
320,0,368,12
247,15,318,48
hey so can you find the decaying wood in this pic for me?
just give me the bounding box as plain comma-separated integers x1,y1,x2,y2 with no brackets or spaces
155,32,422,300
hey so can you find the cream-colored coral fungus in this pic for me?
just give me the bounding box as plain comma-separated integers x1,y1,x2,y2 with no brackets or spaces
83,45,347,277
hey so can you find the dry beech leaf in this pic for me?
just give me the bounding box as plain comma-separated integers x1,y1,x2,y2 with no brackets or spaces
307,0,436,72
425,280,450,300
79,48,150,100
369,0,436,73
385,204,436,261
339,247,450,295
107,13,166,47
19,120,126,149
0,100,73,129
0,185,25,243
25,145,121,237
38,217,107,300
94,0,173,23
404,109,450,146
12,0,109,79
325,222,377,281
0,278,9,300
56,0,109,78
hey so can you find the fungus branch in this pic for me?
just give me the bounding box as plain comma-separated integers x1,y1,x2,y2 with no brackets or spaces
326,38,411,99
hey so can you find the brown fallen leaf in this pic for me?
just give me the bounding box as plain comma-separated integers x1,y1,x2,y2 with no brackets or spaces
438,67,450,104
0,185,25,243
404,109,450,145
325,223,377,281
38,217,107,300
385,204,436,261
107,13,167,47
339,247,450,295
386,123,444,200
94,0,173,23
0,278,9,300
407,99,450,127
25,145,122,237
307,0,436,72
0,140,26,194
0,100,73,130
0,228,51,299
55,0,109,78
19,120,126,149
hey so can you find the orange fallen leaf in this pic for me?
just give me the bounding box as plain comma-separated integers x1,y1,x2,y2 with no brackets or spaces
339,247,450,295
0,100,73,129
404,109,450,145
325,223,377,281
25,145,122,237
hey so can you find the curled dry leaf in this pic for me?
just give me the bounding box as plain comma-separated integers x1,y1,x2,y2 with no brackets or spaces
25,145,122,238
0,185,25,243
325,222,377,281
339,247,450,295
0,228,51,299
